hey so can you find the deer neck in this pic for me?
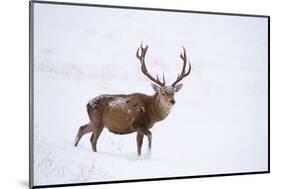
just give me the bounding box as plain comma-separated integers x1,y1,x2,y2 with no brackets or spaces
150,93,172,122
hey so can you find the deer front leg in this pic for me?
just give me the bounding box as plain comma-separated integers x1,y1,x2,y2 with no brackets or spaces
137,127,152,158
136,132,144,156
132,112,152,157
140,128,152,152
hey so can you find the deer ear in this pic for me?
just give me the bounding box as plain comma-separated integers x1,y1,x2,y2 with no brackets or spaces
174,84,183,92
151,83,160,93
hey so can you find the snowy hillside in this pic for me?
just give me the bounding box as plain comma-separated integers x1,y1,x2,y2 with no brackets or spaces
33,3,268,186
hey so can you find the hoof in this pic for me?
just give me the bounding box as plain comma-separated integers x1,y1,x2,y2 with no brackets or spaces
74,137,79,147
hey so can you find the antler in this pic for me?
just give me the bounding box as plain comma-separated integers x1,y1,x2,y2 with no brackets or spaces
136,44,166,87
172,47,191,86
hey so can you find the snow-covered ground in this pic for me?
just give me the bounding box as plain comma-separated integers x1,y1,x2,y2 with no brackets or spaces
33,3,268,186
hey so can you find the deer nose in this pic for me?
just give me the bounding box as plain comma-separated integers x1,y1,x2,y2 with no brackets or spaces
170,99,176,105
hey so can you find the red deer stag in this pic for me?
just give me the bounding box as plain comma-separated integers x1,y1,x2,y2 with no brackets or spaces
74,44,191,156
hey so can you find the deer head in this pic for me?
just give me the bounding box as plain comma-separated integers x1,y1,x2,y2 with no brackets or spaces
136,44,191,109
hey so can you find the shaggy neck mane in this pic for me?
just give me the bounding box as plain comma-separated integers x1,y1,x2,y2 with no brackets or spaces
149,93,171,122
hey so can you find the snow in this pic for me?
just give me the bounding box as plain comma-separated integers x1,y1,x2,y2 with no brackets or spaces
88,95,110,107
163,86,176,93
33,3,268,186
108,97,128,110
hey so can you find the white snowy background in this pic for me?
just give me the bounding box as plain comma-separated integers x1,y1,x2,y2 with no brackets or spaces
33,3,268,186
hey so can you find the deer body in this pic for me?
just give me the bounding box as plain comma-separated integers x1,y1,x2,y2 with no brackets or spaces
74,44,191,156
87,93,171,134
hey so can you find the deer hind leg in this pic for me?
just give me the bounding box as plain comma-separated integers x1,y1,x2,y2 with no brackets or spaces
74,124,92,147
90,124,104,152
136,132,144,156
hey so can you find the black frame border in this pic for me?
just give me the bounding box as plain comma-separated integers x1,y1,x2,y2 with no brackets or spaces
29,1,270,188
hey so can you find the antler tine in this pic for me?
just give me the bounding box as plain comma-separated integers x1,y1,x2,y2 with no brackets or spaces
136,44,166,87
180,47,187,75
172,47,191,86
